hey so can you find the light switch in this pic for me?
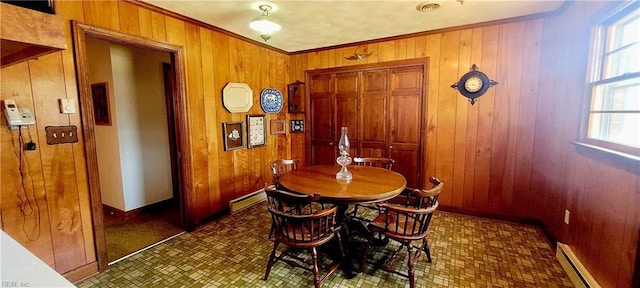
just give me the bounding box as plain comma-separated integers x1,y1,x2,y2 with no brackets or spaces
59,99,76,114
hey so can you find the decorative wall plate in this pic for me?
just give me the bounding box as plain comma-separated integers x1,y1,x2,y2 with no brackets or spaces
223,82,253,113
260,88,283,113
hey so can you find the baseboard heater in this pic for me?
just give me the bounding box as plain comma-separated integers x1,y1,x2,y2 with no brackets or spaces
556,242,600,288
229,186,270,214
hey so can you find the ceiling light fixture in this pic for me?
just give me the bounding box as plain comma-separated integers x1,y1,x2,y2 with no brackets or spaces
249,4,281,41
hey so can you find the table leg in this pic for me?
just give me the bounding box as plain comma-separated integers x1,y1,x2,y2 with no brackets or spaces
335,204,359,278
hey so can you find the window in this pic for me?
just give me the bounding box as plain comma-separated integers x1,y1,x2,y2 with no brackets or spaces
582,2,640,158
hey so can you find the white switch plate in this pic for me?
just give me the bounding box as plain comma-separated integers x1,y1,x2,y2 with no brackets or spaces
564,209,570,224
59,99,76,114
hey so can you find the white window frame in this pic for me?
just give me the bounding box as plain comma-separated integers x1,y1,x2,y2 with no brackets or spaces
580,2,640,161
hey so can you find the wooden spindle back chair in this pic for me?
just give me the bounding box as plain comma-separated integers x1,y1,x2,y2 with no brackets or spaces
269,159,301,189
360,176,443,288
264,187,345,288
349,157,395,222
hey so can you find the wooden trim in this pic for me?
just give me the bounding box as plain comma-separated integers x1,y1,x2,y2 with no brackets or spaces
438,206,544,229
63,261,99,284
102,199,178,220
306,58,429,75
71,21,193,272
573,142,640,174
125,0,288,55
101,204,125,219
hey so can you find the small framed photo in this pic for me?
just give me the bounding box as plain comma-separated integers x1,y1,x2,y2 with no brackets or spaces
247,114,267,148
222,121,245,151
270,119,286,135
91,82,111,125
291,120,304,133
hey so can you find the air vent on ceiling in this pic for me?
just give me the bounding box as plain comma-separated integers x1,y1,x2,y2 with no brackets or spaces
416,2,440,12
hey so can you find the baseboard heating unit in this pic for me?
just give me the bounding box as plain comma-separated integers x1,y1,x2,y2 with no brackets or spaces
556,242,600,288
229,187,269,213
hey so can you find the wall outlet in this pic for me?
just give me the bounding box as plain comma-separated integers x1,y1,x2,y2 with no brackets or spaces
564,209,570,225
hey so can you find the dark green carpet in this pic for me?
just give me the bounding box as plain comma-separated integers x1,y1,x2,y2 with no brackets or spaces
104,204,183,263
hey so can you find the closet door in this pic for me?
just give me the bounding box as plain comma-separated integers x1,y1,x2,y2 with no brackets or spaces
361,69,389,157
310,74,335,165
388,66,423,188
334,72,360,157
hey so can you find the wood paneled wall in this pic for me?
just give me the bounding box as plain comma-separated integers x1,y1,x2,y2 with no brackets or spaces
291,19,545,219
0,0,637,286
290,2,638,287
1,0,291,278
532,2,639,287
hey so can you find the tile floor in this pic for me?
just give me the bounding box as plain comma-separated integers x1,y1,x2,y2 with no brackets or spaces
77,202,572,288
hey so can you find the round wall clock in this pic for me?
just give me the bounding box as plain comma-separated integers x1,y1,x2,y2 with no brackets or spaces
260,88,284,113
451,64,498,105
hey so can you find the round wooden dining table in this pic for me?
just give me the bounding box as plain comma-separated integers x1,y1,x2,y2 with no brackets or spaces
278,164,407,277
278,164,407,204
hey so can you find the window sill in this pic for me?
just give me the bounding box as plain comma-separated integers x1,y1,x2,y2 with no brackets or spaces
572,142,640,174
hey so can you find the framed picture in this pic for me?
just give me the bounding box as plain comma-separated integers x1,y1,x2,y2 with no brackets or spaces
91,82,111,125
247,115,267,148
270,119,286,135
291,120,304,133
222,121,245,151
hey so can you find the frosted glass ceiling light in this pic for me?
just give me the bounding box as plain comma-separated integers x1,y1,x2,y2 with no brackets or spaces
250,5,281,41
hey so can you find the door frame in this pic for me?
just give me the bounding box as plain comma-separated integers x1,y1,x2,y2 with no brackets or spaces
305,58,429,188
71,21,193,271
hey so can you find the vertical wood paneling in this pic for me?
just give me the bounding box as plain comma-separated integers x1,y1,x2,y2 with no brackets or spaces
462,28,483,209
184,22,209,222
117,1,140,36
29,54,86,273
2,0,293,279
82,1,119,30
150,11,166,42
512,19,543,218
200,28,222,213
473,25,498,211
489,22,525,213
424,34,440,184
1,1,636,286
452,29,472,208
57,0,95,264
434,31,459,206
0,62,55,266
211,31,234,206
532,2,638,287
137,7,152,38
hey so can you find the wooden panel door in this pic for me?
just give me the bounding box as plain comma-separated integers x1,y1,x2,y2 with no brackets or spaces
389,66,423,188
310,74,335,165
334,72,360,157
361,69,389,157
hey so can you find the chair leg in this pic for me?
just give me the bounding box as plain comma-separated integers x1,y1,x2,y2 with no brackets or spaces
311,247,321,288
423,238,432,262
407,243,416,288
264,241,279,280
268,223,274,239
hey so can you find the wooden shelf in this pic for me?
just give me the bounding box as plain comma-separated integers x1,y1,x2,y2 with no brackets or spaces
1,2,66,68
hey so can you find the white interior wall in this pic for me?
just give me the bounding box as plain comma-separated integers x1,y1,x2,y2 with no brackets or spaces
129,47,173,210
86,38,125,211
109,44,172,211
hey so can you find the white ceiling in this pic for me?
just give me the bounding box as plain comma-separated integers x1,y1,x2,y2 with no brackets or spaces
140,0,565,53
